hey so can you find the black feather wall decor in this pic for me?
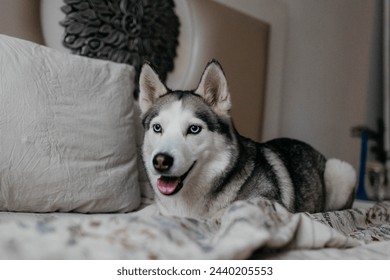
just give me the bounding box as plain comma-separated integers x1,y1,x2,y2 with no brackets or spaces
60,0,180,98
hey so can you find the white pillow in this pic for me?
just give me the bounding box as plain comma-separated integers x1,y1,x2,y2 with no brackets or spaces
0,35,140,213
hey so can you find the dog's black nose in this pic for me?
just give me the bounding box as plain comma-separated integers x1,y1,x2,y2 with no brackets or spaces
153,153,174,172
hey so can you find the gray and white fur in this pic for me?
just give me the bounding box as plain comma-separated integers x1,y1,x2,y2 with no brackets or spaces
138,60,357,219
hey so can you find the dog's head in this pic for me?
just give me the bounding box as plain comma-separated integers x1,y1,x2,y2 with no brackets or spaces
138,60,234,196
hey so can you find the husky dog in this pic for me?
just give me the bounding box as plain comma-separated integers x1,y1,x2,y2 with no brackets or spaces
138,60,356,219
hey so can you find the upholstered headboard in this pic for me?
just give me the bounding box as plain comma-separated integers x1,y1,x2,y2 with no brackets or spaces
1,0,286,142
0,0,44,44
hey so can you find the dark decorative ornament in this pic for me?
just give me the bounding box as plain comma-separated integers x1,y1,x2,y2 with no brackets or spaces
60,0,180,98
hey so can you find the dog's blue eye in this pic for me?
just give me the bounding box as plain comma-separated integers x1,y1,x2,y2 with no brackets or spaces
188,125,202,135
153,124,162,133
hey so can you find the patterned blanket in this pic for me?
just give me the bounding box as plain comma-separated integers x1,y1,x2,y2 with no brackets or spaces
0,198,389,259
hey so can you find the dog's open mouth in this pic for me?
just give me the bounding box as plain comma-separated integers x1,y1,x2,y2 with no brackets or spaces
156,162,196,195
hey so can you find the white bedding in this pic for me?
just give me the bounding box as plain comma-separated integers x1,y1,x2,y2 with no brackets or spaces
0,34,140,213
1,198,389,260
261,241,390,259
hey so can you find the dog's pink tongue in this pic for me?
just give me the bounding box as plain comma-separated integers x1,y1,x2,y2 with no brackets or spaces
157,177,180,195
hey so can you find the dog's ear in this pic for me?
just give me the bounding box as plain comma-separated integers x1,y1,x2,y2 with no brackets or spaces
195,60,231,116
139,63,168,114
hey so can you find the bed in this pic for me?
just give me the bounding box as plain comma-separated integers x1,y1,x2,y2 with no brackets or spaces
0,0,390,260
1,196,390,259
